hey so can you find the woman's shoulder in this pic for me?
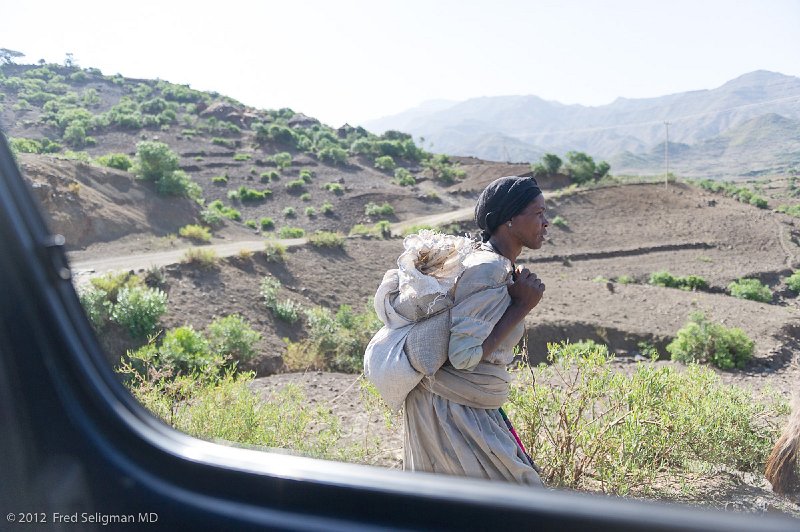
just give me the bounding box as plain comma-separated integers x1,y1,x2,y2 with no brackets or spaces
459,248,513,287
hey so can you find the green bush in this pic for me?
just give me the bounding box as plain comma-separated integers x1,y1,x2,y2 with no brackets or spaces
616,275,635,285
204,200,241,222
259,217,275,231
245,220,258,229
233,186,271,202
140,97,168,114
206,314,261,363
728,278,772,303
273,299,301,323
89,271,141,304
364,201,394,217
135,140,179,181
159,82,209,104
119,361,342,459
787,270,800,293
263,242,286,262
649,271,708,291
506,341,782,495
178,224,211,243
260,276,282,308
134,141,198,198
323,182,344,195
374,220,391,238
320,201,334,215
423,154,466,185
696,180,768,209
9,137,62,154
63,122,87,147
285,179,306,193
233,153,251,161
649,271,678,288
260,171,279,183
78,287,111,332
349,221,392,239
300,192,311,202
551,215,568,227
299,169,314,183
679,275,709,291
272,151,293,170
308,231,345,248
278,226,305,239
200,208,224,227
563,151,610,184
212,137,236,148
401,223,435,236
776,204,800,218
110,286,168,339
349,224,373,237
182,248,218,268
304,206,317,217
393,167,416,187
286,304,381,372
211,175,228,185
96,153,133,171
154,325,214,372
374,155,396,172
283,207,296,218
156,169,201,199
667,311,754,369
317,146,348,165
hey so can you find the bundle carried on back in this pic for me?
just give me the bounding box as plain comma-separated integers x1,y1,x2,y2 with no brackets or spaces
363,230,474,410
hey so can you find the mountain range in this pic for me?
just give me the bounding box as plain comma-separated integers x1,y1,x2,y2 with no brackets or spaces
363,71,800,177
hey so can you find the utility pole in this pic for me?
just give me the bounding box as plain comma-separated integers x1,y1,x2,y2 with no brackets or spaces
664,121,671,188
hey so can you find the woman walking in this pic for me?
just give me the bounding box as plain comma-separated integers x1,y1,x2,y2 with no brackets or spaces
403,175,548,486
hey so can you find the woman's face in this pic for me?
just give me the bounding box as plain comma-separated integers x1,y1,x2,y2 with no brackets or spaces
509,194,548,250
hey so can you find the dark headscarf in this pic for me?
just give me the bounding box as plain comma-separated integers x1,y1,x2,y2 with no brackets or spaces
474,176,542,242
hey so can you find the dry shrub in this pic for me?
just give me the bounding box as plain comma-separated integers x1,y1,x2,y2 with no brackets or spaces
182,248,217,268
507,341,785,496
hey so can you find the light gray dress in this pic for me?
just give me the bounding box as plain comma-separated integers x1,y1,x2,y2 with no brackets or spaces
403,247,543,486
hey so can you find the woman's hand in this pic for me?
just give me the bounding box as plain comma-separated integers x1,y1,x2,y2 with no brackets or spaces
508,268,545,312
481,268,545,360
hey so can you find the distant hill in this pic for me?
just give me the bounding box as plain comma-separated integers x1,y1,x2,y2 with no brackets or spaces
364,71,800,177
611,113,800,178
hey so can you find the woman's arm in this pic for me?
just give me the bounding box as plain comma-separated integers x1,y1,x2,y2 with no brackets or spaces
481,268,544,359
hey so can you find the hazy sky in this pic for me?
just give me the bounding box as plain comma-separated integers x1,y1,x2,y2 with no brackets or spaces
4,0,799,127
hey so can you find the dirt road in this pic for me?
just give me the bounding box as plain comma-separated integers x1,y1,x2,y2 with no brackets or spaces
68,208,476,277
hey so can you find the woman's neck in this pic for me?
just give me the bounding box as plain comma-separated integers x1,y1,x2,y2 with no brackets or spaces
487,235,521,264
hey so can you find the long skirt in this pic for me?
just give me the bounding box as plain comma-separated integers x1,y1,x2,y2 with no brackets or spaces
403,385,543,486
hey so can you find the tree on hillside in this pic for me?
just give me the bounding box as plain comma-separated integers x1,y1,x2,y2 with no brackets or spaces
564,151,610,184
531,152,563,178
0,48,24,65
542,153,563,175
64,52,78,68
135,141,180,182
596,161,611,179
133,141,199,199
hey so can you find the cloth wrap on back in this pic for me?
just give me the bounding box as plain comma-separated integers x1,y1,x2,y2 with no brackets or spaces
474,176,542,242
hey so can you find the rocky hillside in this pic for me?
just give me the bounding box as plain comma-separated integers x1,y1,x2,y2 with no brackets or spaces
0,62,482,250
